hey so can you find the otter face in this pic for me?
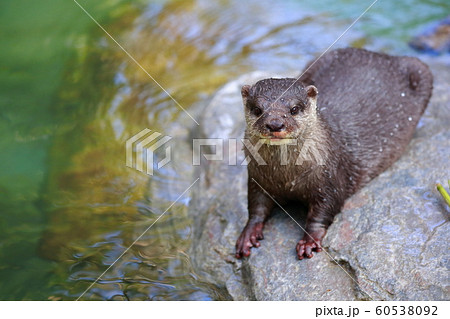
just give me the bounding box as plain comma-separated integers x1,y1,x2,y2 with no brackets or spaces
241,78,318,143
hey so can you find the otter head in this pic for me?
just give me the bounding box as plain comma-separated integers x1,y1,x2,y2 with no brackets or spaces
241,78,318,144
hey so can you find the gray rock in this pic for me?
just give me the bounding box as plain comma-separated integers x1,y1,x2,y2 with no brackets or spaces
409,16,450,55
189,61,450,300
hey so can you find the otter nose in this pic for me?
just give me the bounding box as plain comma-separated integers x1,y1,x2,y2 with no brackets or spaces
266,120,285,132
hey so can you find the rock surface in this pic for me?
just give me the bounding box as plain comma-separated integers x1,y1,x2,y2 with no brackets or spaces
189,60,450,300
409,16,450,55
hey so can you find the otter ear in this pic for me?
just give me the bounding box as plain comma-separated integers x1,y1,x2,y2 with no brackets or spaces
241,85,251,98
305,85,318,99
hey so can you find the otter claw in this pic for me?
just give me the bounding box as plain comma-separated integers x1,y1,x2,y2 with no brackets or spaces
296,237,323,260
235,222,264,258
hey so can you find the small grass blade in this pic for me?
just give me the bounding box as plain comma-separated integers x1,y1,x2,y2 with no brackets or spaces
436,183,450,207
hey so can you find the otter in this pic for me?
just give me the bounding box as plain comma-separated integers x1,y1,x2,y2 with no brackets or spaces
235,48,433,260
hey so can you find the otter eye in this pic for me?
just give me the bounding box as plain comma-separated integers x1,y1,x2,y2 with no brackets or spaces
252,107,262,116
290,106,300,115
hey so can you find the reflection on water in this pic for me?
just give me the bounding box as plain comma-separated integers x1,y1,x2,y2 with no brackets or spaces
0,0,448,300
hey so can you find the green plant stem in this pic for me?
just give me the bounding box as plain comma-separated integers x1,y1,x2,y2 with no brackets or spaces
436,183,450,207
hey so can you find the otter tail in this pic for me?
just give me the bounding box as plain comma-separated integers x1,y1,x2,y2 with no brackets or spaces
402,57,433,115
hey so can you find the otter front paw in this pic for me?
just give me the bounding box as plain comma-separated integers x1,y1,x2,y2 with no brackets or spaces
235,222,264,258
296,238,322,259
296,229,326,260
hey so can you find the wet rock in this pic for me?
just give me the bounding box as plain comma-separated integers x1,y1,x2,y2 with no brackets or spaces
409,16,450,55
189,62,450,300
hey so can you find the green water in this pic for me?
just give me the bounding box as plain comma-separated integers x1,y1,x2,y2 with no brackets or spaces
0,0,448,300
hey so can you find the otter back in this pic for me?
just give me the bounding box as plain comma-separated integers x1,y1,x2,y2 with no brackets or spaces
300,48,433,184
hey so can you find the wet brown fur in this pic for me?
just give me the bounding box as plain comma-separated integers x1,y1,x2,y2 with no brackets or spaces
235,48,433,260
